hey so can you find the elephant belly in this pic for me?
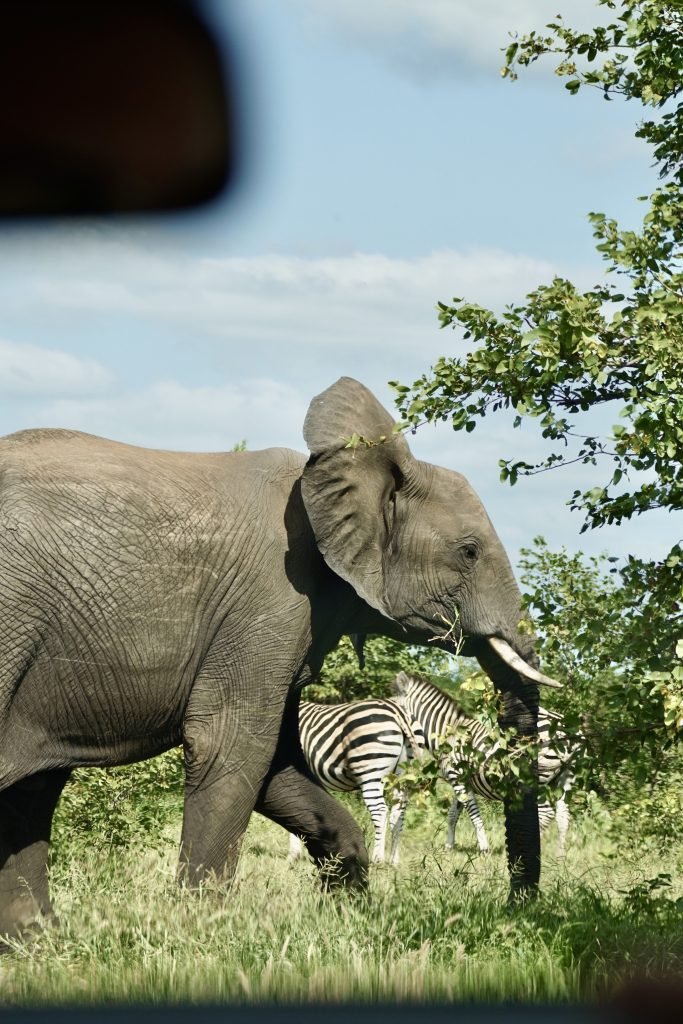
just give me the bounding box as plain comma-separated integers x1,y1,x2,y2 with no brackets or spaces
0,621,193,785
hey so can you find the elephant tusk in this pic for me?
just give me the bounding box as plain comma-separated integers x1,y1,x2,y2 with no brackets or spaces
487,636,563,689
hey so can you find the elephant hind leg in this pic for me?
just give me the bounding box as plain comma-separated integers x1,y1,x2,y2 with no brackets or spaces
256,762,368,890
0,770,71,948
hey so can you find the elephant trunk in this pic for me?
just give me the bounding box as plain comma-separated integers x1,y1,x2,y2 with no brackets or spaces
475,641,541,899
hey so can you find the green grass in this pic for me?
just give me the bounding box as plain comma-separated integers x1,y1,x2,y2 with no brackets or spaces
1,791,682,1005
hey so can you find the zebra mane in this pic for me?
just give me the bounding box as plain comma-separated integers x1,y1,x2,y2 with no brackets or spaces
391,671,467,715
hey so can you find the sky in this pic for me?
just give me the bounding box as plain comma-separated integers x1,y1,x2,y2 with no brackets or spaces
0,0,679,572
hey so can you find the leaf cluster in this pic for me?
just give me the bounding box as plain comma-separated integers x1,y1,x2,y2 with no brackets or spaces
519,536,683,839
52,747,184,855
392,257,683,531
503,1,683,177
392,0,683,533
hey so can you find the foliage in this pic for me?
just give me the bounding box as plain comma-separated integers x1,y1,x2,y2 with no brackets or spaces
305,635,459,703
390,0,682,741
52,748,183,855
390,527,683,836
519,536,683,841
386,703,540,814
393,0,682,523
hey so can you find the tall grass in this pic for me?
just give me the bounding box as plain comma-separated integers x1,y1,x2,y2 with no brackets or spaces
1,790,682,1005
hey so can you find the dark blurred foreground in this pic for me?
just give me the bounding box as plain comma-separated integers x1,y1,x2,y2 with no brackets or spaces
0,0,236,215
2,987,683,1024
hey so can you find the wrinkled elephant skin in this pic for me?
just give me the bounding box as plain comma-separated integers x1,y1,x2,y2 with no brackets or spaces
0,377,546,942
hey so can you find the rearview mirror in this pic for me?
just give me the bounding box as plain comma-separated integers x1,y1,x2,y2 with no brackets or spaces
0,0,237,216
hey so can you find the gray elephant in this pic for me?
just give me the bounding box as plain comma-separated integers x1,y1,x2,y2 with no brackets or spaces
0,376,558,943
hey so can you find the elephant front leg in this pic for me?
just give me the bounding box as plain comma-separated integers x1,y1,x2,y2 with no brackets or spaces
179,680,284,888
499,682,540,896
0,770,71,948
255,762,368,890
476,646,541,898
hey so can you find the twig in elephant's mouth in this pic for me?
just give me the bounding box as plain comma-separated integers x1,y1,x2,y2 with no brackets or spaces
428,608,464,655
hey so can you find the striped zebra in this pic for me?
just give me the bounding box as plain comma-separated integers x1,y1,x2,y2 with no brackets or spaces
390,671,575,857
288,697,424,866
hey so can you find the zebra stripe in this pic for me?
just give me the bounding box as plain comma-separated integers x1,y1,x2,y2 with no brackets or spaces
391,671,576,857
290,698,423,865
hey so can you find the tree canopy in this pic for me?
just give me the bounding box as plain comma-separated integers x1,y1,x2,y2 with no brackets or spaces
391,0,682,729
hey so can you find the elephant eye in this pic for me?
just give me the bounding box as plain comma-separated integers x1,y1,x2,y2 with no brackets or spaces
461,543,479,565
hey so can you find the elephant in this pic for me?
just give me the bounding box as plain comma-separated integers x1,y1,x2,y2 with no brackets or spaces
0,376,559,943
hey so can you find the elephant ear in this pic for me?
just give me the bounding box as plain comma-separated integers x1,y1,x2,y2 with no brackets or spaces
301,377,415,618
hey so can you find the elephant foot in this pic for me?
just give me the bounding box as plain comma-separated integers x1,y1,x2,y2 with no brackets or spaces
444,842,454,852
506,882,539,908
0,895,57,953
318,851,368,893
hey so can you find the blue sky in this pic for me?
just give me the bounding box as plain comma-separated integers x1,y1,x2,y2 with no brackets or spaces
0,0,678,570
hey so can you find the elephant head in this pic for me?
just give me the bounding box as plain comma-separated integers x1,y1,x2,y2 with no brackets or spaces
301,377,560,894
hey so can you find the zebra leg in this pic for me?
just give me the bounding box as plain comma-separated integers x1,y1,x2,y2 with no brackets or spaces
287,832,305,861
464,792,490,854
388,792,408,867
444,777,490,854
554,795,570,858
538,800,554,837
359,780,389,863
445,793,463,850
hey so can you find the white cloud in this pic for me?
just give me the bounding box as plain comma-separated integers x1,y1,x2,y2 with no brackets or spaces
21,232,567,358
36,377,307,453
4,232,671,564
288,0,608,76
0,339,115,398
0,233,599,475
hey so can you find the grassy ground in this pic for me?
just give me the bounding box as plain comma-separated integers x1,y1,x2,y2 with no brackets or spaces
1,790,682,1005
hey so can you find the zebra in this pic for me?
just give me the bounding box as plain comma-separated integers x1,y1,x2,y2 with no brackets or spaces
390,671,576,857
288,697,424,866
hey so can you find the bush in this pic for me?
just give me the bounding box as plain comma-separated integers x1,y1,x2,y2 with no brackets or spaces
52,748,184,854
